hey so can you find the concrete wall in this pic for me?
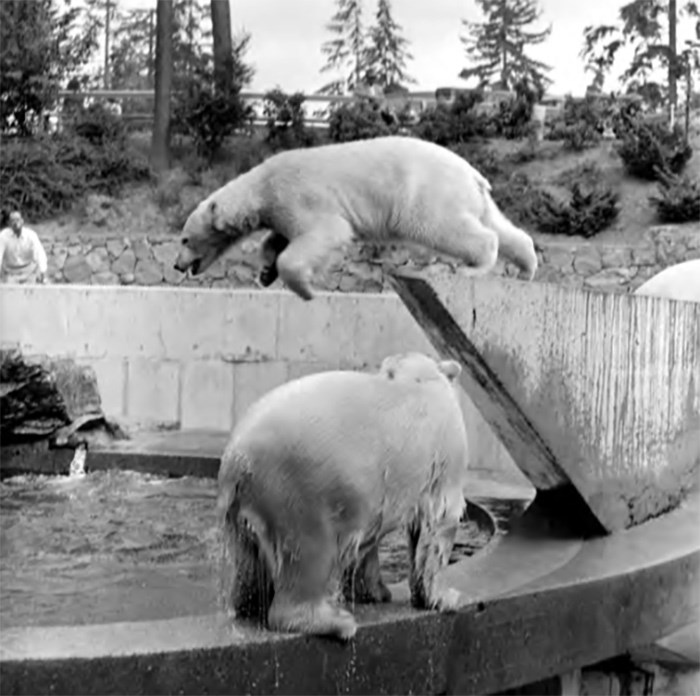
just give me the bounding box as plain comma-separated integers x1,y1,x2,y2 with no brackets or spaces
39,224,700,295
0,285,527,483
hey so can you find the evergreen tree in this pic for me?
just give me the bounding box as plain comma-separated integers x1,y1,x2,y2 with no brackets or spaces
0,0,98,134
460,0,552,93
366,0,415,89
320,0,367,94
172,0,212,90
110,9,155,90
581,0,700,120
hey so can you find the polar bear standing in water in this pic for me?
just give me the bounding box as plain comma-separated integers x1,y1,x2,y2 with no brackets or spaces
217,352,470,640
174,136,538,300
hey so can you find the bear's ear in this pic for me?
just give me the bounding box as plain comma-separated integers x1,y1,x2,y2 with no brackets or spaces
208,199,222,230
380,357,397,380
438,360,461,382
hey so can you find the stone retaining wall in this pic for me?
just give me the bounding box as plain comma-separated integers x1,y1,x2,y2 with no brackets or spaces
41,224,700,294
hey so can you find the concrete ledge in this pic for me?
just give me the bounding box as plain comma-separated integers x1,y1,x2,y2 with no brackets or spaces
2,493,697,695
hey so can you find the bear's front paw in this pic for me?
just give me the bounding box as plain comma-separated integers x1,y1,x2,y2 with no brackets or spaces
258,264,278,287
331,607,358,641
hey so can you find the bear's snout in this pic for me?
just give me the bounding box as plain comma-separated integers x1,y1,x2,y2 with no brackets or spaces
173,247,198,274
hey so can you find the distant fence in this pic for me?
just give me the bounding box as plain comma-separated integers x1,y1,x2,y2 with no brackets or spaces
53,87,576,131
25,87,645,137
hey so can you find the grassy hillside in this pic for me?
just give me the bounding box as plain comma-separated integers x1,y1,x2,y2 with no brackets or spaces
33,117,700,245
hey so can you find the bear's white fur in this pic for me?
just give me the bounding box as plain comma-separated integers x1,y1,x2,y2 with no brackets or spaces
174,136,538,300
634,260,700,303
217,352,469,640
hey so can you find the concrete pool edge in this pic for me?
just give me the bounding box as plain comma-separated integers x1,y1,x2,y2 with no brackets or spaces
1,492,698,695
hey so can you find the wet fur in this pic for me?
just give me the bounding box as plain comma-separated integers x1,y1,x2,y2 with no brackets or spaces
217,352,469,640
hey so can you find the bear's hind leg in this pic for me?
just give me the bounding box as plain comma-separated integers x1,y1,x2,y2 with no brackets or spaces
276,216,354,301
410,213,499,276
342,545,392,605
268,519,357,640
407,505,462,613
218,512,274,626
268,594,358,641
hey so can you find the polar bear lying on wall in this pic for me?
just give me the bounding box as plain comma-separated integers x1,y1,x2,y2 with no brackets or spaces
217,352,469,640
174,136,539,300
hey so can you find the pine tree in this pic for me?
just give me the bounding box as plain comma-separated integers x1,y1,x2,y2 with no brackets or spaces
320,0,367,94
110,9,155,90
581,0,700,124
366,0,415,89
460,0,552,93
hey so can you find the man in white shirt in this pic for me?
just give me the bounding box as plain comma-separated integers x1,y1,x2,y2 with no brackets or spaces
0,211,48,284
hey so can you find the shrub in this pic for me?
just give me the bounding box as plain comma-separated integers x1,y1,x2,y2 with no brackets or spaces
649,169,700,223
491,172,548,228
412,91,489,146
263,89,317,151
490,93,536,141
490,169,620,237
173,85,253,163
529,183,620,237
0,135,151,221
547,96,609,151
328,98,397,143
68,102,127,146
615,117,693,180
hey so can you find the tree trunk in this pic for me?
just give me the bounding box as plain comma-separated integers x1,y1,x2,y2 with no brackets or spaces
211,0,233,94
668,0,677,128
151,0,173,173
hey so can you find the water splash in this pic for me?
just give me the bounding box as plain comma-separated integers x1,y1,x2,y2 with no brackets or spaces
68,443,87,478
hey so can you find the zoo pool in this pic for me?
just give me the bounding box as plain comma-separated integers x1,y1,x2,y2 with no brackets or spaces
0,469,492,629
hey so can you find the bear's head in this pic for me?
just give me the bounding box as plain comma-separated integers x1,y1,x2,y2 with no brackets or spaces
174,194,260,277
379,352,461,385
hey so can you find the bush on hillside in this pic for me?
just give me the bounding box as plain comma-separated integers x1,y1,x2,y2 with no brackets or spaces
547,96,608,151
328,98,399,143
615,117,693,180
412,91,490,146
0,135,151,221
173,85,253,163
530,183,620,237
491,172,547,228
263,89,318,151
489,80,541,140
68,102,127,146
649,169,700,223
490,169,620,237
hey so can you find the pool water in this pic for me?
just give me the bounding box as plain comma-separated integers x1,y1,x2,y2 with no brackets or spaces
0,470,490,629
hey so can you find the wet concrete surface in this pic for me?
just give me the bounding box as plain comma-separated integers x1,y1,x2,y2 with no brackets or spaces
1,493,697,696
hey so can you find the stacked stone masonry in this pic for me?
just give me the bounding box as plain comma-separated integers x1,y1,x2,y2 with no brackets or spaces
42,225,700,294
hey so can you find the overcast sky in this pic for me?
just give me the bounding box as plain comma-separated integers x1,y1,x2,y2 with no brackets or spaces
118,0,696,97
